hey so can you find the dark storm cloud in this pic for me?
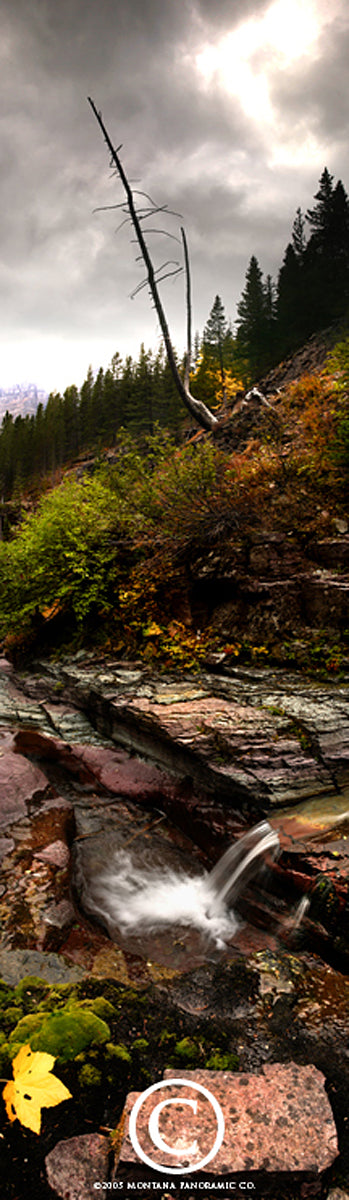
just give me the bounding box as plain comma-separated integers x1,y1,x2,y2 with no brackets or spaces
0,0,347,388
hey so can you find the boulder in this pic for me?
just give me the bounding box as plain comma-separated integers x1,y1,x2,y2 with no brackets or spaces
116,1064,337,1181
45,1132,110,1199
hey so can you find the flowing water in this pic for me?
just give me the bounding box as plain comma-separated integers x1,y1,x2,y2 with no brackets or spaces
80,820,280,956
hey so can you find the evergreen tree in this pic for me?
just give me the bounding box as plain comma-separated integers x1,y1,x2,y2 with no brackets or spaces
305,168,349,324
203,295,230,399
292,207,306,260
79,366,94,449
277,244,305,351
236,256,269,377
62,386,80,460
306,167,334,248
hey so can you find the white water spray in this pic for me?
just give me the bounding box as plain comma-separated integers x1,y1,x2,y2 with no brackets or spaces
82,820,280,952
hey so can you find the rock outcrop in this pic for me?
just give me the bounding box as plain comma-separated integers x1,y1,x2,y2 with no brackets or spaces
0,654,349,1196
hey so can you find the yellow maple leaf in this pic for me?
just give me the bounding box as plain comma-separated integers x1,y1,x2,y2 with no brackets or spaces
3,1043,72,1135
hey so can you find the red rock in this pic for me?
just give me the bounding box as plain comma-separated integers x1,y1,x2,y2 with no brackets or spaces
117,1064,338,1177
14,728,99,783
0,751,50,827
77,743,175,800
35,839,70,868
45,1132,110,1199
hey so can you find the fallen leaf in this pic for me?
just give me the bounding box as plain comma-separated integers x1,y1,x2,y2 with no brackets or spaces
3,1043,72,1134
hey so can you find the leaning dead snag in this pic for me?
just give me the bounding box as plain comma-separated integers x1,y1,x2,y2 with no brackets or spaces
88,97,218,431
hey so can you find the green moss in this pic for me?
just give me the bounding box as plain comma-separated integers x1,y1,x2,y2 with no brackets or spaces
40,988,73,1011
14,976,51,1007
106,1042,131,1065
204,1051,239,1070
9,1011,47,1045
1,1007,23,1034
78,1064,102,1088
81,997,117,1021
173,1037,199,1063
33,1009,110,1061
0,982,13,1007
9,1004,110,1062
131,1038,149,1054
159,1029,176,1048
0,1042,11,1074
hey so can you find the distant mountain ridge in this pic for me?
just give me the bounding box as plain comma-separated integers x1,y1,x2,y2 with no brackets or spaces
0,383,48,423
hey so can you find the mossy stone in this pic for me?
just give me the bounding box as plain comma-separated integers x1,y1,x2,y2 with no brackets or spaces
9,1004,110,1062
9,1012,47,1045
30,1008,111,1061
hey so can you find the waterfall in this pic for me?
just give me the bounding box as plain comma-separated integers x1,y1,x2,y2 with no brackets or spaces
79,820,280,953
208,820,279,907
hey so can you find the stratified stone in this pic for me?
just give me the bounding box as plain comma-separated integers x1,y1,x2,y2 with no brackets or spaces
45,1132,110,1199
108,692,334,807
117,1064,338,1178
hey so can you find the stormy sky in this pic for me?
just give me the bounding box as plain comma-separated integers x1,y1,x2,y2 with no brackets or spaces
0,0,348,392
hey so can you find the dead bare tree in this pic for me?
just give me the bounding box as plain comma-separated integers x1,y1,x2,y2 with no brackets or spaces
88,98,218,432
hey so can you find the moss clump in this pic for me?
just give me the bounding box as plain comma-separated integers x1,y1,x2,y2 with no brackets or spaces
9,1011,47,1048
131,1038,149,1054
40,987,74,1012
78,1064,102,1088
9,1003,110,1062
13,976,51,1008
106,1042,131,1065
204,1051,240,1070
173,1037,199,1063
81,997,117,1021
1,1007,23,1033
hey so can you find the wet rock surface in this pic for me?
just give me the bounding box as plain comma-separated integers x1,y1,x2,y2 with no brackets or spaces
0,654,349,976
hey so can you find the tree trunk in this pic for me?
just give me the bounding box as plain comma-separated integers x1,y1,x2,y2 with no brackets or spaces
88,98,218,432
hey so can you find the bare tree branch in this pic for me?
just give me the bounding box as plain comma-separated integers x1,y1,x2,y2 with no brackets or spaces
88,97,218,431
181,226,192,392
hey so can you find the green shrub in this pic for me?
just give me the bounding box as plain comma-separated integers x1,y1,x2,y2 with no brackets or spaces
0,477,122,637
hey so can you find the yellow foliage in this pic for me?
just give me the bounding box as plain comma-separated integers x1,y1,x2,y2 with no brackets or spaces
3,1043,72,1135
190,362,243,409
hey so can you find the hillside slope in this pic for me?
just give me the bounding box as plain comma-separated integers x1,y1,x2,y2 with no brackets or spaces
0,329,348,674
